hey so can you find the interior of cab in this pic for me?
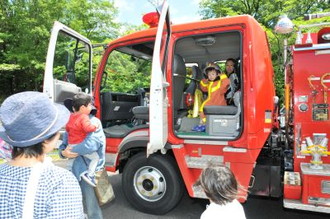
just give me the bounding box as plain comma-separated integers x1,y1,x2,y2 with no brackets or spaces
174,31,242,140
99,31,242,140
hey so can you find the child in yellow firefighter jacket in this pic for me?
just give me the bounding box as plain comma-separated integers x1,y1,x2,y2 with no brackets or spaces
192,63,230,132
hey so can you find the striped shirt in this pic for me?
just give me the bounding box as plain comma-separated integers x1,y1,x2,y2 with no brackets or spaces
0,163,84,219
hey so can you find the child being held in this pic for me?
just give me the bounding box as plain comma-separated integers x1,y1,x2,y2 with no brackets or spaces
192,63,229,132
66,92,99,187
199,165,246,219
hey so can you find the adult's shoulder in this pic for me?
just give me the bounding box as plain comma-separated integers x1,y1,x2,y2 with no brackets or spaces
43,164,79,185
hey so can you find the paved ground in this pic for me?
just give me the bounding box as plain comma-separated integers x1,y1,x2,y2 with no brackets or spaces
53,159,329,219
101,174,329,219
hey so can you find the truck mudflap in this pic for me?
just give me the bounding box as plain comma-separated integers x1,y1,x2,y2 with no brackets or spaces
248,162,282,198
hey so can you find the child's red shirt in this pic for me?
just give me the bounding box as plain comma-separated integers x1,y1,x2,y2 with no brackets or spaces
66,113,97,144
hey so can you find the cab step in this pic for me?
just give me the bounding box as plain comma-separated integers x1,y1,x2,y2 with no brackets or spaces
105,153,117,172
284,198,330,214
185,155,223,169
192,185,207,199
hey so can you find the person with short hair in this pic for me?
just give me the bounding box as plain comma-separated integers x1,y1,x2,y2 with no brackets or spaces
66,92,100,187
199,165,246,219
0,91,84,219
192,63,230,132
60,94,106,219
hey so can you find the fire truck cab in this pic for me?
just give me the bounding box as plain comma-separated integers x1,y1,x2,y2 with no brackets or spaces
43,0,330,215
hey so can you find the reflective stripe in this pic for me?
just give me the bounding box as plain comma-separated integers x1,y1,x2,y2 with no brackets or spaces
200,74,228,111
200,80,208,88
200,81,213,111
211,80,221,92
211,74,227,93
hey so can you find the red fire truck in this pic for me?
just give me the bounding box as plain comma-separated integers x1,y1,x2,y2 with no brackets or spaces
43,0,330,215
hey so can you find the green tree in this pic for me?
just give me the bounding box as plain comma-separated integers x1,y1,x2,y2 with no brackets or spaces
102,50,151,93
0,0,118,102
199,0,330,103
200,0,330,28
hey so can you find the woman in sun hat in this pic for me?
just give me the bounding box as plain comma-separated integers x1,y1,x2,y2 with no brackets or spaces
0,91,84,219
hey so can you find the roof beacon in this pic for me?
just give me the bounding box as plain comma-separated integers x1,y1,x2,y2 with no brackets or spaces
142,12,160,28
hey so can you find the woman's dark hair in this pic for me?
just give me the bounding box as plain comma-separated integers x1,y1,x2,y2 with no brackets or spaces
72,92,92,112
225,58,237,73
12,143,43,159
226,58,237,65
11,133,57,159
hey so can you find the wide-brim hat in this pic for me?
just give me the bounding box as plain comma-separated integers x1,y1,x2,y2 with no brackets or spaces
0,91,70,147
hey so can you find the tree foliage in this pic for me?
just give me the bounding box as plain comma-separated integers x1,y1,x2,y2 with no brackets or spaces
2,0,330,105
200,0,330,28
199,0,330,102
0,0,118,102
102,50,151,93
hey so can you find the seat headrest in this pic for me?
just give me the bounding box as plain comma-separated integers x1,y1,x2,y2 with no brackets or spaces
173,54,186,76
192,66,203,80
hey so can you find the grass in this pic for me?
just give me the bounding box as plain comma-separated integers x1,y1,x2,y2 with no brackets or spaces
0,149,61,164
47,149,61,161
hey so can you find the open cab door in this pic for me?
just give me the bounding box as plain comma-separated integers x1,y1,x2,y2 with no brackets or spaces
147,1,171,156
43,21,93,104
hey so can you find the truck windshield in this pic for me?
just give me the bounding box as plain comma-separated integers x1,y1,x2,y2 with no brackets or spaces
101,46,152,93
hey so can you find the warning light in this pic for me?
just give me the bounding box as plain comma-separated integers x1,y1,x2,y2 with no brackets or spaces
142,12,159,28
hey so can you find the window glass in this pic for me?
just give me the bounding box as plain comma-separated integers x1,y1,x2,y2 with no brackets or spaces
53,31,90,89
101,50,152,93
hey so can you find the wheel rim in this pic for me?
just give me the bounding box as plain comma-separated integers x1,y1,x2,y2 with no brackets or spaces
133,165,166,202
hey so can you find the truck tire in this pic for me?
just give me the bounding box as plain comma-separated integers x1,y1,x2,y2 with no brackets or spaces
122,152,184,215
